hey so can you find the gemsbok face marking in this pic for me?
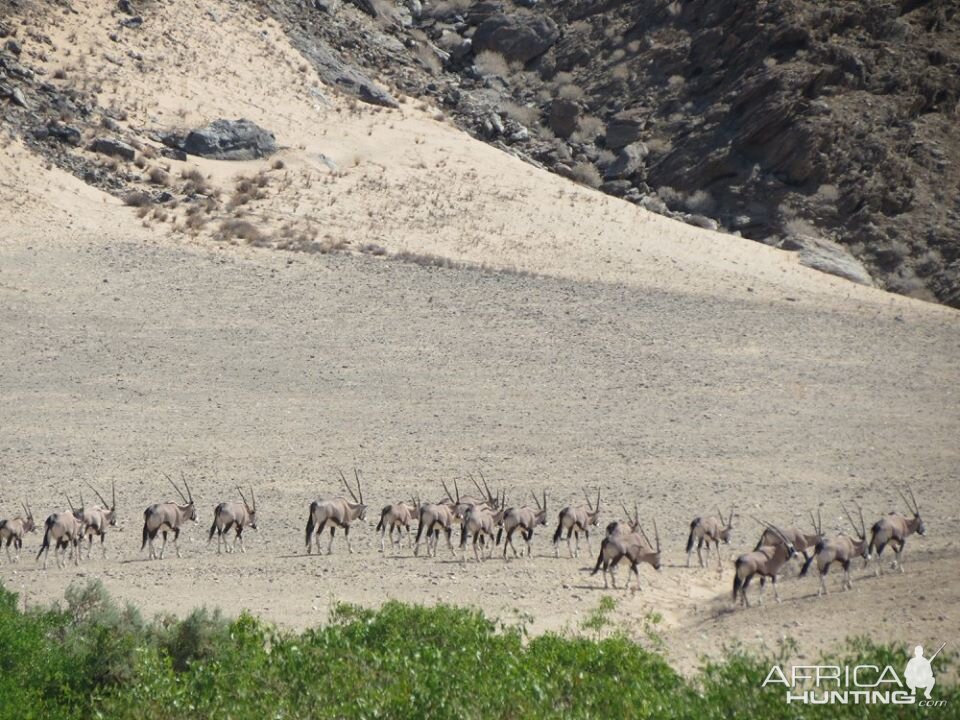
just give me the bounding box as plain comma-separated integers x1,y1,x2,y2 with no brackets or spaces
0,501,37,563
686,506,734,569
497,491,547,559
209,486,257,554
376,497,420,552
753,508,823,575
732,520,797,608
78,482,117,559
36,495,85,570
552,488,601,558
869,486,925,575
141,473,197,560
304,468,367,555
591,511,662,592
804,502,871,596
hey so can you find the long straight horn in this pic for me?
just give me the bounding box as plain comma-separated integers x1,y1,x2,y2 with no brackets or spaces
65,494,76,513
841,503,860,536
468,472,484,496
596,488,601,513
543,491,547,512
854,501,867,538
21,502,29,518
354,468,363,505
621,502,632,522
87,482,109,509
532,491,542,510
809,510,818,535
441,479,454,503
180,471,194,504
728,506,735,528
582,488,593,510
907,486,920,514
79,490,85,509
164,472,187,503
636,521,653,550
817,508,823,535
897,487,914,514
478,471,493,504
653,518,661,552
112,481,117,510
250,486,256,512
338,468,358,503
453,479,460,504
237,486,249,508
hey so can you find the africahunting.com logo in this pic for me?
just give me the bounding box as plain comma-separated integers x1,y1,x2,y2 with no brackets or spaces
762,642,947,707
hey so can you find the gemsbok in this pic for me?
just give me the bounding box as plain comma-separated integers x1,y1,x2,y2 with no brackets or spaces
732,521,797,607
552,489,601,558
141,473,197,560
591,513,662,591
304,469,368,554
685,506,734,569
376,497,420,552
868,487,925,575
0,502,36,562
208,486,258,554
804,503,871,596
78,482,118,559
413,481,461,558
36,496,85,569
459,499,508,564
459,472,500,511
753,509,824,575
497,491,548,559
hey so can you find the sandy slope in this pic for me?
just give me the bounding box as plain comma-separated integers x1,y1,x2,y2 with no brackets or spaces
1,0,959,675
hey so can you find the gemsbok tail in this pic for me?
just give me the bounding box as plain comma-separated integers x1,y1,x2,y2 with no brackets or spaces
685,519,698,553
590,544,605,576
304,502,318,548
552,516,564,545
732,560,744,601
36,518,54,561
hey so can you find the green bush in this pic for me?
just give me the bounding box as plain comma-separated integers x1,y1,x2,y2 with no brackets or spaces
0,581,954,719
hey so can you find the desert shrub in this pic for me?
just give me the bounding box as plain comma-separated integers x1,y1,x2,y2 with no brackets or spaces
571,115,604,142
570,161,602,188
474,49,510,77
123,190,151,207
147,166,170,186
216,219,266,244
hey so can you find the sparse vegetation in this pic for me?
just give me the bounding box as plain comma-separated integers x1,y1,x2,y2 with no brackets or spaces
569,161,602,188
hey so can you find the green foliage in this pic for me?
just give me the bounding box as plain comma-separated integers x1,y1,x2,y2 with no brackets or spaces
0,581,955,720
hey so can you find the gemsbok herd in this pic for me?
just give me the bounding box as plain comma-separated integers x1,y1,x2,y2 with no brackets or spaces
0,471,928,610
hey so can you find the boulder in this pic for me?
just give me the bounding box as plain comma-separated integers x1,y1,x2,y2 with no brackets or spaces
548,99,579,139
605,113,644,149
472,13,559,64
180,119,277,160
90,137,136,161
37,121,82,145
602,142,648,180
779,234,875,286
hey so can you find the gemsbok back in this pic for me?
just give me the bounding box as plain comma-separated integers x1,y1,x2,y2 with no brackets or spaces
0,502,36,563
141,473,197,560
685,506,734,569
304,469,368,554
591,511,662,591
376,497,420,552
732,521,797,607
497,491,548,559
804,503,871,596
78,482,118,559
753,508,824,575
36,495,85,569
552,489,601,558
208,486,258,554
868,487,925,575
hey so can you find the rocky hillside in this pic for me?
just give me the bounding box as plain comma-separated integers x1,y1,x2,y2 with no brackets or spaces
264,0,960,306
3,0,958,305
